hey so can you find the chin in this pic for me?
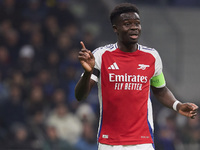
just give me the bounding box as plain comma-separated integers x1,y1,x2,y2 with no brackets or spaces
129,40,138,44
122,39,138,45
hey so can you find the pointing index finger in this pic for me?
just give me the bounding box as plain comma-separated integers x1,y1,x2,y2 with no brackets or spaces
80,41,86,49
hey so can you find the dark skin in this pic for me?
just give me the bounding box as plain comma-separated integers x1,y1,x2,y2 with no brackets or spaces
75,12,198,119
113,12,141,52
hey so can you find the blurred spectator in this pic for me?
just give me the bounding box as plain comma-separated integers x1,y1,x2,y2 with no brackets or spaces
5,123,36,150
48,0,77,28
173,0,200,7
0,19,13,45
155,107,177,150
59,49,81,106
82,29,98,51
22,0,48,23
0,46,11,78
6,69,30,101
30,30,46,60
0,85,26,131
28,110,47,149
0,120,7,148
63,22,82,48
17,45,36,78
46,103,83,145
50,88,68,108
75,121,98,150
7,70,28,92
186,114,200,143
46,50,61,80
19,45,34,59
157,117,176,150
177,113,200,143
33,69,56,98
0,71,9,103
76,103,96,124
0,0,22,28
43,15,60,47
19,19,33,45
25,85,47,117
4,29,21,63
56,32,73,58
60,64,79,110
30,31,47,73
42,125,77,150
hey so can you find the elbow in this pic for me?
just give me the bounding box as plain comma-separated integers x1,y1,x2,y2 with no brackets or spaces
75,95,83,101
75,95,87,102
75,91,86,102
75,92,81,101
74,81,92,101
75,86,82,101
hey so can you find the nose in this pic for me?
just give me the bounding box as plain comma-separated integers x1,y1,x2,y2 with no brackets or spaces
130,23,138,30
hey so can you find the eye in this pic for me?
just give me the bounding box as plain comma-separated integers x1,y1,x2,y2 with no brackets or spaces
135,21,140,26
124,22,131,26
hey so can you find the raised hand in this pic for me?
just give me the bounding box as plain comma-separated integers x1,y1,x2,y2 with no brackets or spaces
78,41,95,73
178,103,198,119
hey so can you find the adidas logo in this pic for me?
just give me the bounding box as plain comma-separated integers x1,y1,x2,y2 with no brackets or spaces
108,62,119,70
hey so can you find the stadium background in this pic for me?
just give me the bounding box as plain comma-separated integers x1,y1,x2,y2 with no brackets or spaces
0,0,199,149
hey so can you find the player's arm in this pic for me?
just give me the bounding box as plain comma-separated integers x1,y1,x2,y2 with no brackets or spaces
75,41,95,101
151,73,198,119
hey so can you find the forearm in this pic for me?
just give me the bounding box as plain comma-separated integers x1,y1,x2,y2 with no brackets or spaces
151,86,181,109
152,86,198,118
75,72,93,101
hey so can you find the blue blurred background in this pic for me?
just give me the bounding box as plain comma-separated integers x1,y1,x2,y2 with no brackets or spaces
0,0,199,150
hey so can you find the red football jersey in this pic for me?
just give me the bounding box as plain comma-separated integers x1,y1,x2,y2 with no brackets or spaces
91,43,165,145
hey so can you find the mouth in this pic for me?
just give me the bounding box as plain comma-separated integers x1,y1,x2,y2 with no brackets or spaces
129,34,139,39
129,31,139,40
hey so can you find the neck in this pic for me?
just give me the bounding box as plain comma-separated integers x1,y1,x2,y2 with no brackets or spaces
117,42,138,52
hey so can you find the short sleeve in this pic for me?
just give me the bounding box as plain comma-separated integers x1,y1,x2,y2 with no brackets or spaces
90,47,103,82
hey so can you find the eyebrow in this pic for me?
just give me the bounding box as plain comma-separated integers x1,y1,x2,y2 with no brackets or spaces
122,18,140,21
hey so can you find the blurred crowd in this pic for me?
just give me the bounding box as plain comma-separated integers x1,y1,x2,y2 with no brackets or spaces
117,0,200,6
0,0,199,150
0,0,99,150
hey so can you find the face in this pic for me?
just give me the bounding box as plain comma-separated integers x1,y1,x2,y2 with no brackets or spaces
113,12,141,44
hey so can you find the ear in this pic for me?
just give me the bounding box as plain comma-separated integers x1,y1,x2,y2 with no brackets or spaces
112,25,118,33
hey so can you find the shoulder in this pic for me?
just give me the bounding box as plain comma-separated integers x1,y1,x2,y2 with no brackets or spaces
138,44,157,52
92,43,118,55
138,44,160,58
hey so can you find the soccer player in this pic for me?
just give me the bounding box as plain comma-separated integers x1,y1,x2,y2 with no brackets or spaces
75,3,198,150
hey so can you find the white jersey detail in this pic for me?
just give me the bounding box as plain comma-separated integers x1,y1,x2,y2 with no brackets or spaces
93,43,118,74
138,45,163,77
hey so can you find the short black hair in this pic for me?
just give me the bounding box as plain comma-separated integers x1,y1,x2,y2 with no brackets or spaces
110,3,139,25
